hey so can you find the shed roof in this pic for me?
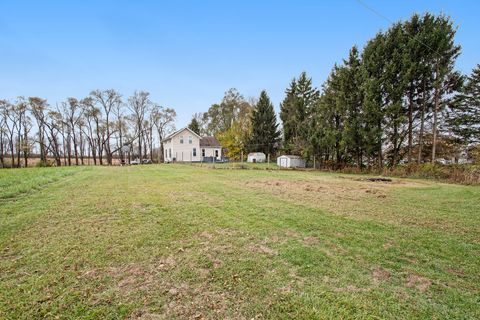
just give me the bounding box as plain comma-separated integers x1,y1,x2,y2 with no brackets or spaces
200,136,221,147
248,152,266,157
278,155,303,159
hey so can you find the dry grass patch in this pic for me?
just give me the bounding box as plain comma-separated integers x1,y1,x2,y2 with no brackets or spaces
372,267,391,284
406,274,432,292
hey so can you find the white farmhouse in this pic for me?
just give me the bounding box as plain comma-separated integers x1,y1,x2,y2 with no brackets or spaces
162,127,222,163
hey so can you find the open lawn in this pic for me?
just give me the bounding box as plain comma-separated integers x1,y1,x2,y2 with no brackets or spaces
0,165,479,319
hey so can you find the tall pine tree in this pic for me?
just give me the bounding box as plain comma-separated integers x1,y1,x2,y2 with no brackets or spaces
339,46,365,167
280,72,319,155
447,64,480,144
249,90,281,155
279,78,297,150
362,32,387,168
188,117,200,135
429,15,461,162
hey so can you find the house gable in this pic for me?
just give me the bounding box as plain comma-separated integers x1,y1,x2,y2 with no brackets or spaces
162,127,202,143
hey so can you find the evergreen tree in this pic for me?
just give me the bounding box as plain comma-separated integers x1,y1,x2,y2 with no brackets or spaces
339,46,365,166
310,66,344,167
404,14,424,163
383,22,410,166
429,15,461,162
249,90,281,155
362,32,387,167
279,78,297,150
447,65,480,144
280,72,319,155
188,117,200,135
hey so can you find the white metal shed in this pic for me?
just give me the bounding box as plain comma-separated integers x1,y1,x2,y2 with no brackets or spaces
277,155,306,168
247,152,266,163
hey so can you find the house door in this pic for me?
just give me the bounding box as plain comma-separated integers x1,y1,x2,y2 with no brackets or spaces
281,158,287,167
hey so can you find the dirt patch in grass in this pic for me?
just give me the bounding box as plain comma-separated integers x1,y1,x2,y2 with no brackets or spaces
246,176,424,198
284,229,300,238
383,241,395,250
248,244,278,256
241,177,464,234
129,282,244,320
303,236,320,245
245,178,389,206
372,267,391,284
199,231,214,240
84,255,245,319
406,274,432,292
446,268,466,277
162,286,244,320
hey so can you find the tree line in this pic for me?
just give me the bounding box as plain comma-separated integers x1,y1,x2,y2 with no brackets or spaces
191,13,479,167
0,90,176,167
2,13,479,169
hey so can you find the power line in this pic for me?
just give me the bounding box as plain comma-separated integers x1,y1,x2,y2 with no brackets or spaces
356,0,394,24
355,0,468,74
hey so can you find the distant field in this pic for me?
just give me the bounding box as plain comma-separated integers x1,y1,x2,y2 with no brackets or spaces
1,165,479,319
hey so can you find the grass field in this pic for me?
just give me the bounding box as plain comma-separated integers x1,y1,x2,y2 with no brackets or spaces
0,165,479,319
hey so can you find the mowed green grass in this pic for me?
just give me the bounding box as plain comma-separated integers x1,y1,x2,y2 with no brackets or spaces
0,165,479,319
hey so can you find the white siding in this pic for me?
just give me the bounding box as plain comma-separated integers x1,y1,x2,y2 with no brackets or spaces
163,128,201,162
201,147,222,160
247,152,266,163
163,128,222,163
277,156,305,168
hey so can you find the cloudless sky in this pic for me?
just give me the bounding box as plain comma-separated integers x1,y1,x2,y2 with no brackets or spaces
1,0,479,126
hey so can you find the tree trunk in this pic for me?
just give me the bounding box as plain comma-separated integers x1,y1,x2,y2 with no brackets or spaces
79,130,84,165
23,126,28,167
418,82,427,164
16,115,22,168
431,65,440,163
0,131,4,167
91,141,97,165
72,130,79,165
67,133,72,166
17,133,21,168
39,127,46,163
105,113,112,165
392,124,398,167
138,129,142,161
407,85,414,163
377,120,383,169
62,132,67,166
10,139,15,168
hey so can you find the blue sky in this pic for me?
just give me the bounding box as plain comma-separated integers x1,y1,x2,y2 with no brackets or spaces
1,0,479,126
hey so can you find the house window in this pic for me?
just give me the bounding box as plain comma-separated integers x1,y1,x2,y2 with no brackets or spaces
189,136,192,144
169,148,171,158
193,148,197,157
179,136,184,144
215,150,219,158
202,149,205,157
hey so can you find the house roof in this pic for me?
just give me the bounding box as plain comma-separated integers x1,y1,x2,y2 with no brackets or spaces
248,152,266,157
200,136,221,147
162,127,201,142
